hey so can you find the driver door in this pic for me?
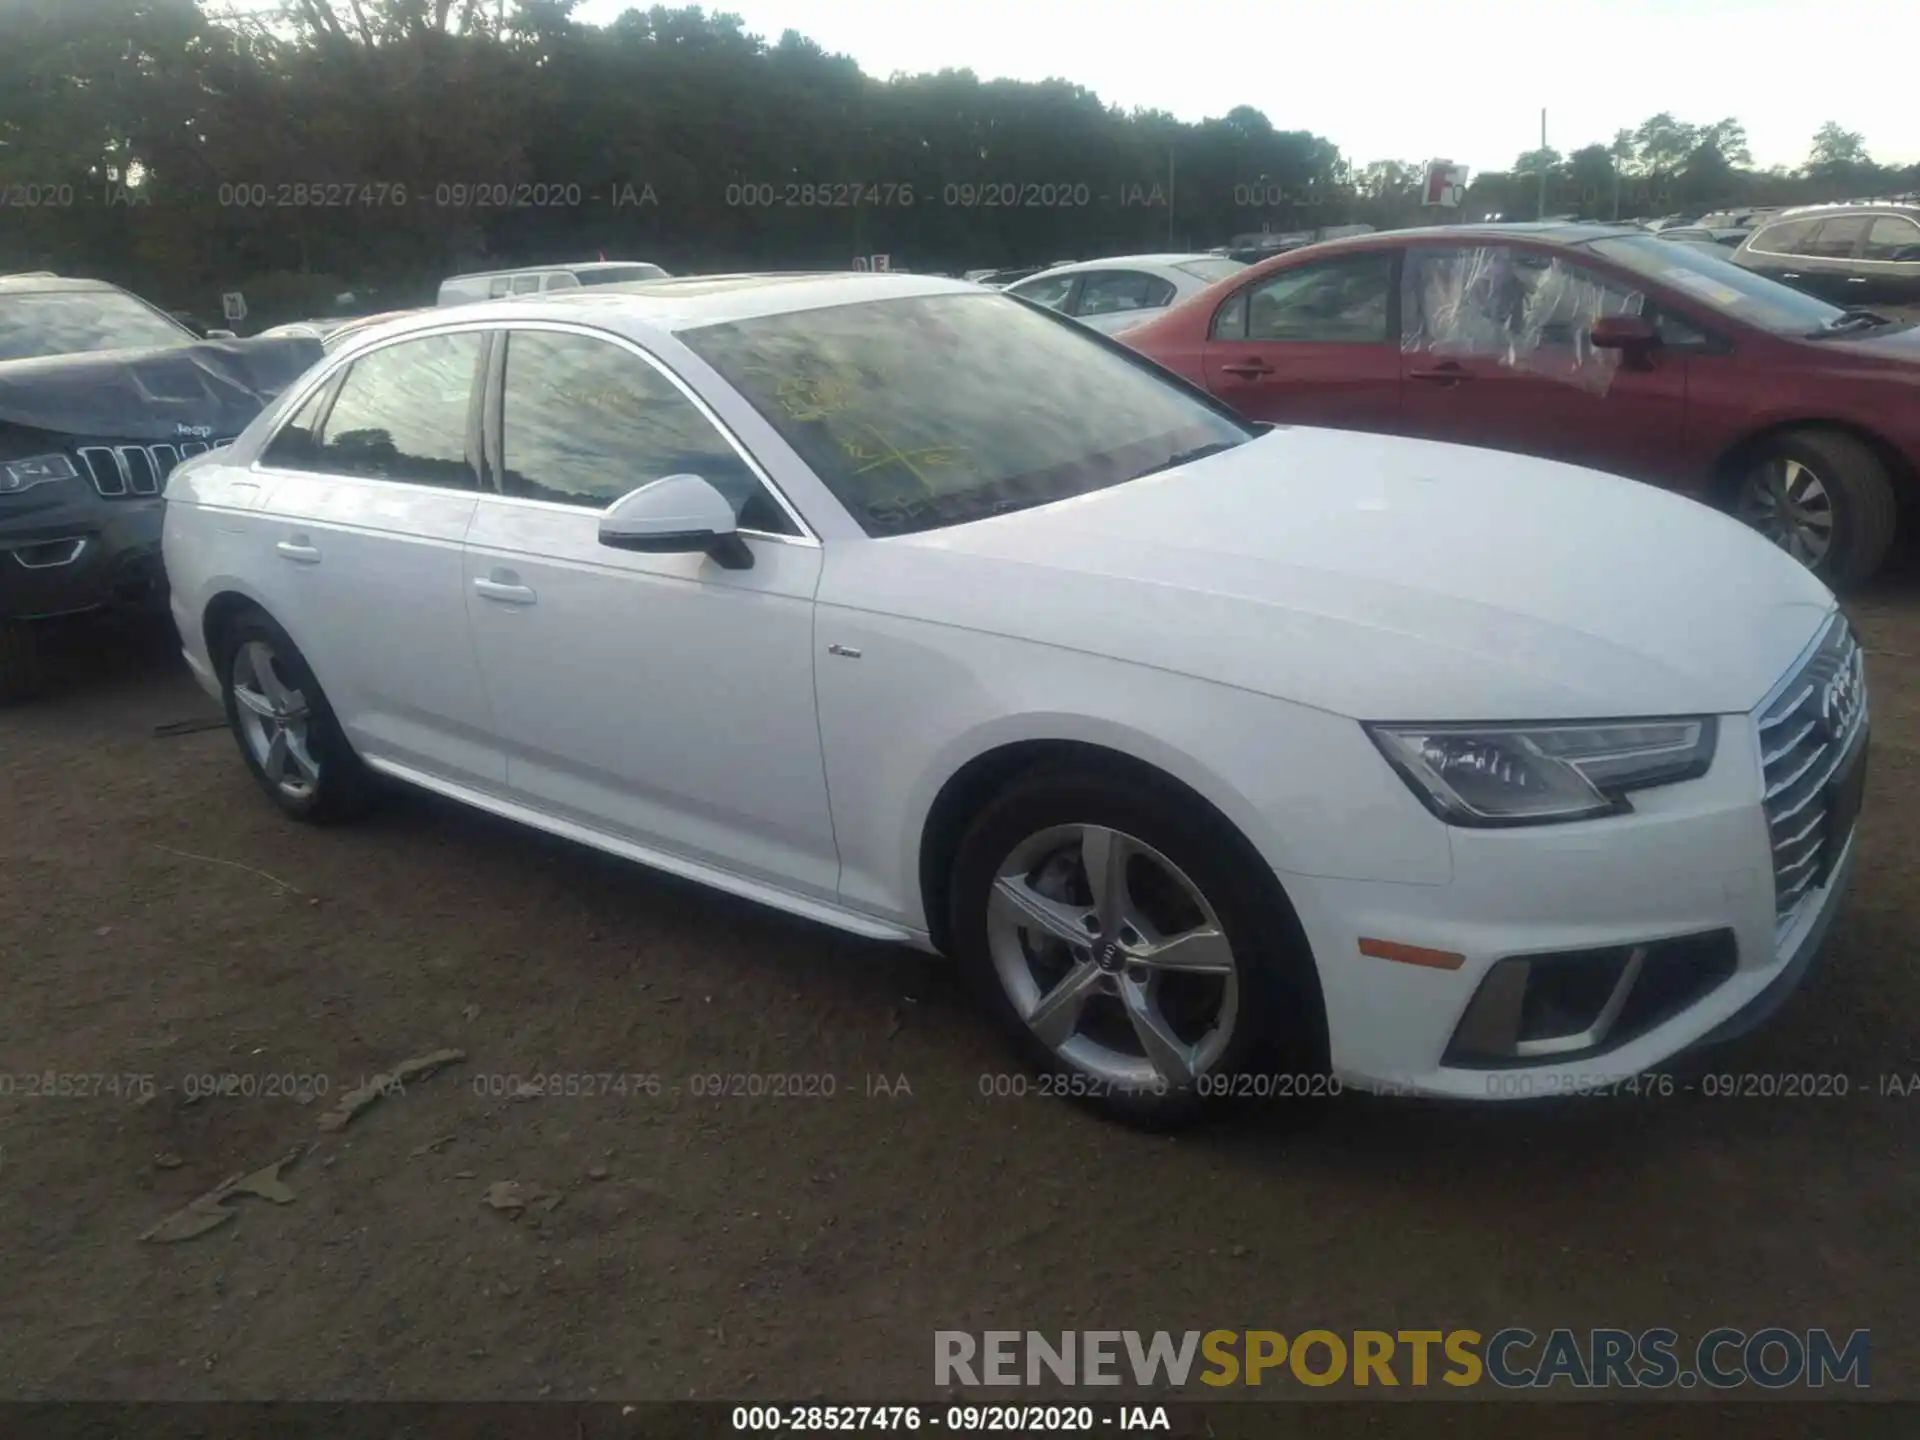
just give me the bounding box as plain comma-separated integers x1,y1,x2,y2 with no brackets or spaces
461,324,840,900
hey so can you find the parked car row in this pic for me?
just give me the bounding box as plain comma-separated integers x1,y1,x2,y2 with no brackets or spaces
1120,221,1920,584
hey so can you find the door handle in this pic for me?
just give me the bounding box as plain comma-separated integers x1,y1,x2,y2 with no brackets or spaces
1409,363,1473,384
1845,276,1867,284
275,540,321,564
1220,359,1275,378
473,577,537,605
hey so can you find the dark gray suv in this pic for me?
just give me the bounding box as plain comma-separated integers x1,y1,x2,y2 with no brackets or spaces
0,275,320,700
1731,203,1920,307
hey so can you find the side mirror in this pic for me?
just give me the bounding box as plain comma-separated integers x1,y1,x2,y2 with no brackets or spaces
1589,314,1659,351
597,473,753,570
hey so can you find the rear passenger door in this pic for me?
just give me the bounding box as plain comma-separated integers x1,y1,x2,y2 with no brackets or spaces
1792,216,1873,303
1859,215,1920,305
1200,251,1403,429
251,329,502,787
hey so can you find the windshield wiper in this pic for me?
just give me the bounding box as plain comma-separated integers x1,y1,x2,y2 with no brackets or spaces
1129,439,1246,482
1806,309,1894,338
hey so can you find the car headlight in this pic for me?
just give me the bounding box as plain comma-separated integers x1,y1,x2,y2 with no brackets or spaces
1365,718,1718,826
1,453,78,496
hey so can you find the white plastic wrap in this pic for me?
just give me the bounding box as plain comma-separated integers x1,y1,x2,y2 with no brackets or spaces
1401,246,1646,394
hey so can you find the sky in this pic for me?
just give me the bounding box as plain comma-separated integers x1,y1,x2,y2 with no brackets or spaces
573,0,1917,175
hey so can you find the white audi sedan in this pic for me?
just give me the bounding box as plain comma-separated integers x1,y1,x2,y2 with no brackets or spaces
162,273,1868,1123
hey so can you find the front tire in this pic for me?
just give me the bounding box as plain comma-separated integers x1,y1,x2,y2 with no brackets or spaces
949,764,1329,1127
0,619,46,705
1731,430,1899,587
215,608,372,822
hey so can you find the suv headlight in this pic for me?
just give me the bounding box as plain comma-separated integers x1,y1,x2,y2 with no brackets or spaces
1,453,78,495
1366,718,1718,826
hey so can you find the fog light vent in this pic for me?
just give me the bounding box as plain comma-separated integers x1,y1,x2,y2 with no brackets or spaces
1446,930,1738,1068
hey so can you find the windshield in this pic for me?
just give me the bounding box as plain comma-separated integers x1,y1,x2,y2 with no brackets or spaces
577,265,668,285
0,288,194,361
1174,257,1247,283
1584,235,1846,333
681,293,1254,537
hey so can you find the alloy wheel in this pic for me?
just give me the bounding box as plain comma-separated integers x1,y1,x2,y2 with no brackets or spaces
1736,456,1835,568
231,639,320,800
985,824,1239,1091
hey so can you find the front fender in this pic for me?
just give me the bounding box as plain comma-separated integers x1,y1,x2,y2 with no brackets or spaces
815,610,1453,932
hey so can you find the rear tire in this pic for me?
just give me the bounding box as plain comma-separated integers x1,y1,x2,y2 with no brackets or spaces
214,608,374,822
1731,430,1899,588
949,763,1330,1129
0,619,46,705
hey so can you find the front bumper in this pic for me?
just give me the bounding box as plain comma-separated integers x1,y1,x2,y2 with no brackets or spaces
1,493,166,621
1285,698,1863,1101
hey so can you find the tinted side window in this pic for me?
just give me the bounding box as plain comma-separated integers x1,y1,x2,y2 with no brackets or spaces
511,274,543,295
1801,217,1870,259
1244,255,1393,342
1210,288,1249,339
259,382,335,469
1749,219,1815,255
1075,271,1174,317
1008,274,1075,310
312,333,483,488
498,329,798,535
1863,216,1920,262
488,278,513,299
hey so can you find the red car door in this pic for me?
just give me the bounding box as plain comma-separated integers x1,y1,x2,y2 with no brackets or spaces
1397,242,1690,484
1200,250,1403,429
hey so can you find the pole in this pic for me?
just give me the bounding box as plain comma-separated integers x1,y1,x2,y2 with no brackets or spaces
1538,109,1549,220
1167,145,1176,249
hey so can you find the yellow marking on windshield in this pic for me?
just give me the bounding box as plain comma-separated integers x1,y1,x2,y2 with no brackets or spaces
776,372,861,421
837,423,970,491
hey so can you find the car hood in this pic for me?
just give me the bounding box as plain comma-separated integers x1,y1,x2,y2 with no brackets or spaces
1809,320,1920,364
830,427,1835,720
0,335,323,440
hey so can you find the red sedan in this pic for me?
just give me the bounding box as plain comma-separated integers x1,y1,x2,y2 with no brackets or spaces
1121,223,1920,584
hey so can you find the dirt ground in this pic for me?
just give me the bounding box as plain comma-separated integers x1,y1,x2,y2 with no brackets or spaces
2,567,1918,1405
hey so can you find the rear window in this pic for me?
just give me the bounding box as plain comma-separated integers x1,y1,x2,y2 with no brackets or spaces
1173,258,1247,284
0,289,194,361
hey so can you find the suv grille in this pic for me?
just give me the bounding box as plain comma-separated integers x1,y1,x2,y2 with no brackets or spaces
1758,615,1867,923
76,439,232,498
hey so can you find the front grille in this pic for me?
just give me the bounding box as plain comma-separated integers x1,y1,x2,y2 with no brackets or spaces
1758,615,1868,924
75,439,232,498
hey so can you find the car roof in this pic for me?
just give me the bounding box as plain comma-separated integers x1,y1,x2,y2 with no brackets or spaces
0,274,120,295
1018,254,1224,279
1356,221,1646,246
356,272,980,341
443,260,664,282
1765,201,1920,219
